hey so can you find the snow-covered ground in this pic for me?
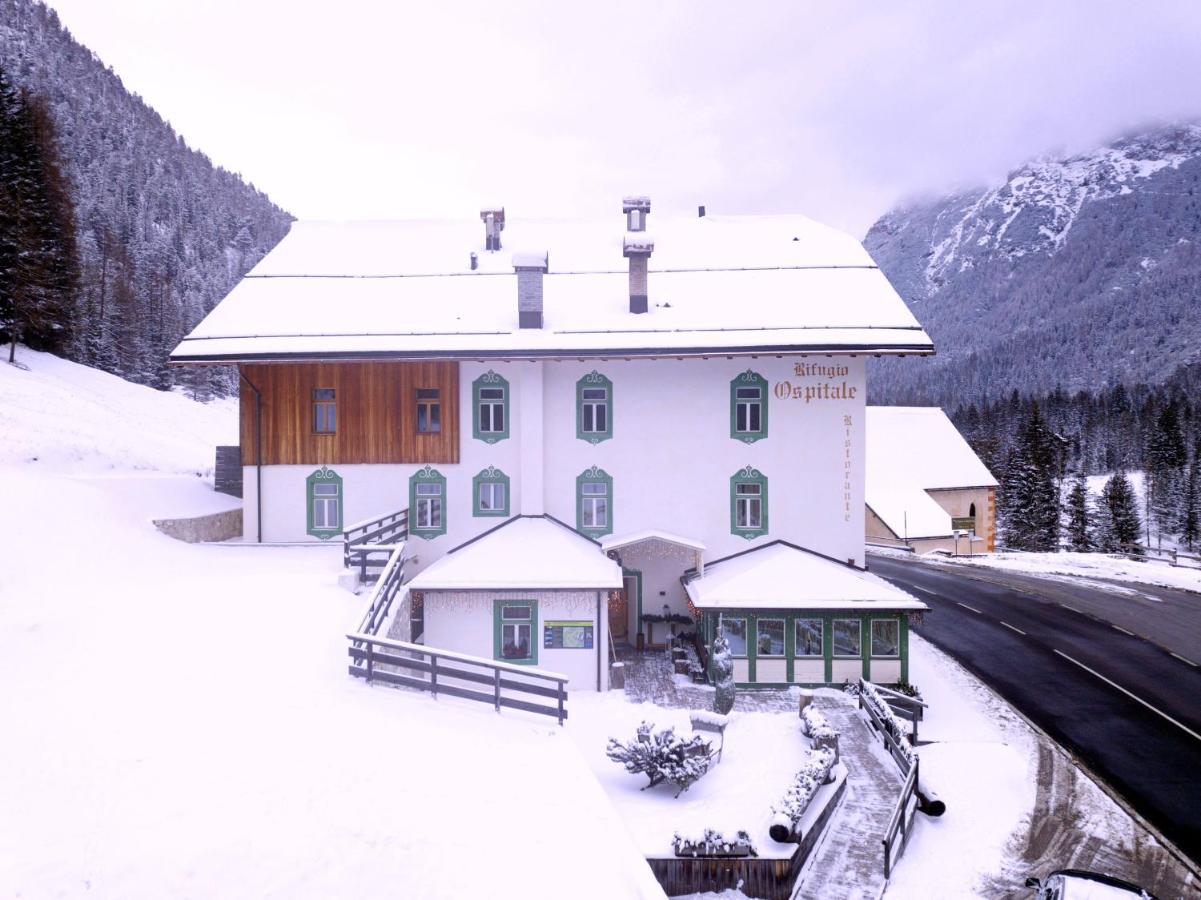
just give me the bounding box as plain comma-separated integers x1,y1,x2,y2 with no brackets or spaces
0,351,663,900
874,544,1201,594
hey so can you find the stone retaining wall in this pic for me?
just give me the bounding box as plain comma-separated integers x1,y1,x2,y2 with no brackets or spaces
153,507,243,543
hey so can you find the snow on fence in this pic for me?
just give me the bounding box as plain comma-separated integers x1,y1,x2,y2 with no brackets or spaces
768,747,835,843
858,679,921,881
343,507,409,581
355,544,407,638
346,632,570,724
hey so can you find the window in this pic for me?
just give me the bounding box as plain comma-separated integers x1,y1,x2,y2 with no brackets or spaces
416,388,441,434
757,619,785,657
494,600,538,664
730,371,767,442
722,618,748,657
473,371,509,443
313,388,336,434
833,619,861,657
576,371,613,443
729,466,768,539
472,466,510,517
408,466,447,539
795,618,823,657
306,466,342,539
576,466,613,537
871,619,900,657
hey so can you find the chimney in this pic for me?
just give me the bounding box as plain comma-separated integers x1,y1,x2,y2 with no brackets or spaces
480,206,505,251
698,204,706,218
470,251,478,271
622,195,651,232
513,251,548,329
623,234,653,315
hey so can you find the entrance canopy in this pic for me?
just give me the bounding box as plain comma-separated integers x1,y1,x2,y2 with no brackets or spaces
600,529,706,573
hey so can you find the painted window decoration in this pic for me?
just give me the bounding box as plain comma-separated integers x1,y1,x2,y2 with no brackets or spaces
416,388,441,434
757,618,785,657
409,465,447,539
832,618,862,657
313,388,336,434
871,618,900,657
306,466,342,539
576,466,613,537
495,599,538,664
472,466,510,518
722,617,748,657
795,618,823,657
730,466,768,539
730,370,768,443
576,371,613,443
473,371,509,443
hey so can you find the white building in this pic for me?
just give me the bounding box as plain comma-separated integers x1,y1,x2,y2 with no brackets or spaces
172,201,933,690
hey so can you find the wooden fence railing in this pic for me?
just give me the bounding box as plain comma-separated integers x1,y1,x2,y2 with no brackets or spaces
343,508,409,581
356,544,406,638
882,759,919,880
858,679,921,881
347,633,570,724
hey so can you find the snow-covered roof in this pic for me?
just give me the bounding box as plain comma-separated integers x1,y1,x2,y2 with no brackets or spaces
685,543,927,611
599,529,705,553
171,213,934,362
865,407,998,539
407,516,623,591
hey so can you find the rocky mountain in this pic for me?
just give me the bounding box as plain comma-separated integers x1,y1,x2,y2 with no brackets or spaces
0,0,292,394
865,123,1201,405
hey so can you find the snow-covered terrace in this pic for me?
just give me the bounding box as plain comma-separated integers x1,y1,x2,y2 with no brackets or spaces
171,213,934,362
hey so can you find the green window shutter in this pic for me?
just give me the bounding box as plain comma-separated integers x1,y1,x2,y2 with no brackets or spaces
576,371,613,443
576,465,614,537
306,466,343,539
472,370,510,443
730,370,768,443
729,466,768,539
408,465,447,540
472,466,511,517
493,598,539,665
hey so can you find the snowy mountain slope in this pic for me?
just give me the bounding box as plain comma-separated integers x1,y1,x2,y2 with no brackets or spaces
0,348,236,472
865,123,1201,403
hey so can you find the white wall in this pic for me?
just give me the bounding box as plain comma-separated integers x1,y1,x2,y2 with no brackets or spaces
245,355,867,573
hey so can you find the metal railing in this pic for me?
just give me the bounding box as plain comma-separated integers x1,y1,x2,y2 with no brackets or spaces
343,507,409,581
346,632,570,724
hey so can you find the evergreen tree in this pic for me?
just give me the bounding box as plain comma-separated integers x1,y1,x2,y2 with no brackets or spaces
1000,401,1060,551
1065,473,1094,552
1097,472,1143,554
1183,445,1200,551
1145,399,1188,544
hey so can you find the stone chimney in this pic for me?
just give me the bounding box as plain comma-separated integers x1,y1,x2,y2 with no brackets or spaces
480,206,505,251
513,251,548,329
622,195,651,232
623,235,653,315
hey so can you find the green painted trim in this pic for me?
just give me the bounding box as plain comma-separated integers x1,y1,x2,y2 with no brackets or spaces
408,465,447,540
305,466,342,539
900,615,910,683
471,466,510,517
623,567,643,636
576,371,613,443
472,371,510,443
493,598,538,665
576,465,614,537
729,369,768,443
729,466,769,540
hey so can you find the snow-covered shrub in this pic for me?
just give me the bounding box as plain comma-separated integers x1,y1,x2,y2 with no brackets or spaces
891,680,922,700
672,828,757,858
711,628,736,715
606,722,712,797
800,705,836,741
768,747,835,842
860,681,917,768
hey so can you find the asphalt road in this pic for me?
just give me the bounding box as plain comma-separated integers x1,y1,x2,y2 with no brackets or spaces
866,553,1201,868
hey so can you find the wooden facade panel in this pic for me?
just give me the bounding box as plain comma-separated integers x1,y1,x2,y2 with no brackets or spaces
239,362,459,465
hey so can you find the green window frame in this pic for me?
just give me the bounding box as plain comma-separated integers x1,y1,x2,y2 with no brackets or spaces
576,371,613,443
871,618,900,658
313,388,337,434
576,466,613,537
721,617,748,658
473,371,509,443
493,599,538,665
832,618,861,658
472,466,510,517
409,465,447,539
730,466,768,539
756,618,785,657
306,466,342,539
794,618,823,657
730,370,768,443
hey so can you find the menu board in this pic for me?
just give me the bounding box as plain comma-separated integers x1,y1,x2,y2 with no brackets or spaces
543,620,594,650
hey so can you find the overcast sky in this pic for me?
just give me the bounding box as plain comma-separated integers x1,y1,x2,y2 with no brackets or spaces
41,0,1201,236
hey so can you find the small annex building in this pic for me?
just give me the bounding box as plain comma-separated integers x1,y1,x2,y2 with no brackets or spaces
865,406,998,554
685,542,926,687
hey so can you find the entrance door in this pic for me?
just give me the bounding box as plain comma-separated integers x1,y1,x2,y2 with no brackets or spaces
609,574,635,643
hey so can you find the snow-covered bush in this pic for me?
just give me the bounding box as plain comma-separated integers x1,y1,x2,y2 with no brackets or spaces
800,705,836,741
606,722,712,797
860,681,917,768
672,828,757,858
711,628,736,715
768,747,835,842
